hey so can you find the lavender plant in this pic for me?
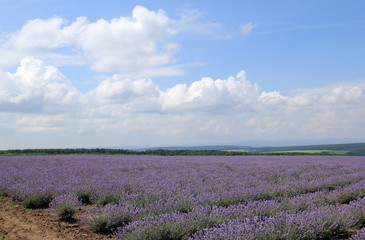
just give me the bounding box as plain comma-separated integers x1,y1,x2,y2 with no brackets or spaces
117,213,190,240
80,203,139,233
22,192,53,209
49,194,82,221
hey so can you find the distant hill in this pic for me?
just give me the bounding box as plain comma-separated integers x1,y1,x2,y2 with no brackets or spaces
140,142,365,155
245,142,365,155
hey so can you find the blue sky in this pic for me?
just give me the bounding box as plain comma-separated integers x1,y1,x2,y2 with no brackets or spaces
0,0,364,149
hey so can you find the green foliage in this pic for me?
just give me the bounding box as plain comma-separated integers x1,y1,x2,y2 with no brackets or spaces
55,203,79,220
77,191,91,204
0,189,7,198
129,223,188,240
88,215,124,234
95,195,112,206
6,203,19,209
94,195,121,206
23,194,53,209
88,215,110,233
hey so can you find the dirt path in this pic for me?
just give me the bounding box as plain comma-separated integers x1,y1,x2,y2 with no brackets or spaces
0,197,115,240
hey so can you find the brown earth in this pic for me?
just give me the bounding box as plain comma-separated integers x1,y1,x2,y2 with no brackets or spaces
0,197,116,240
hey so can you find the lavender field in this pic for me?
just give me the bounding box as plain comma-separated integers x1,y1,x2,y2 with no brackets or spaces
1,155,364,239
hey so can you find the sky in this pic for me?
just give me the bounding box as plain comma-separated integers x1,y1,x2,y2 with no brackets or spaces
0,0,365,149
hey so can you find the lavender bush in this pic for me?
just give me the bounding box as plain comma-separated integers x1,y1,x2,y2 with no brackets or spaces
0,155,364,239
191,199,365,240
22,191,53,209
49,194,82,220
80,203,139,233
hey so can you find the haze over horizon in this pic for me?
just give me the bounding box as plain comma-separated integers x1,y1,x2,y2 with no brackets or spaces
0,0,365,149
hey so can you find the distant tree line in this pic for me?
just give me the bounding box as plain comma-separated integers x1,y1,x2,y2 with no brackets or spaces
1,147,364,156
0,148,242,156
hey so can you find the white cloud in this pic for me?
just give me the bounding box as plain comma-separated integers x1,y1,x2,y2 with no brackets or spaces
258,91,286,104
10,17,73,51
240,22,256,36
322,86,363,104
0,57,81,113
175,9,223,35
89,75,159,106
0,6,180,76
303,110,336,133
86,69,262,115
78,6,176,72
15,114,68,133
0,58,364,148
160,70,260,112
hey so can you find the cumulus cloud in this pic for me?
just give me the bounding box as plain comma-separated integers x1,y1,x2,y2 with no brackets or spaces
0,6,180,75
258,91,286,105
91,77,157,103
78,6,176,72
0,57,364,147
240,22,256,36
0,57,81,113
322,86,363,104
160,70,260,112
88,74,161,115
9,17,75,51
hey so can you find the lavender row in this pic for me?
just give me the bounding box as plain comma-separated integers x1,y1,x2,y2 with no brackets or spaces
81,178,365,230
1,155,364,210
114,197,365,239
191,197,365,240
82,181,365,237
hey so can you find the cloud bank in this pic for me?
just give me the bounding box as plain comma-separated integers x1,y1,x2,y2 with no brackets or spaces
0,57,364,148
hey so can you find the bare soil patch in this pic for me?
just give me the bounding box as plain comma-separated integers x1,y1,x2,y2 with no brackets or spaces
0,197,116,240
